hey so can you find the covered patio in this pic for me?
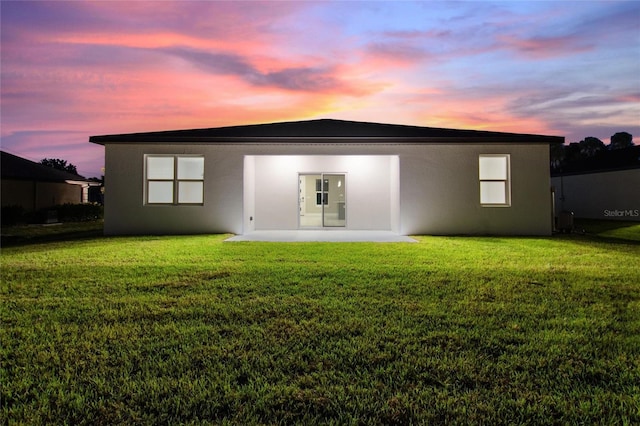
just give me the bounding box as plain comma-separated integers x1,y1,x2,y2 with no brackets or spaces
225,230,416,242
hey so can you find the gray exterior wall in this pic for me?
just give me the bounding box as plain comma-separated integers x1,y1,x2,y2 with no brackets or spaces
104,142,552,235
249,155,397,231
1,179,83,211
551,169,640,221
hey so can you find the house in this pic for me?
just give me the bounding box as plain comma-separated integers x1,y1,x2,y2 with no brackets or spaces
551,145,640,221
1,151,99,212
89,119,563,236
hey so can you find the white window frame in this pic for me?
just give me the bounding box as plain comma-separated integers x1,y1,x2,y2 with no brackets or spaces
315,178,328,206
145,155,204,205
479,154,511,207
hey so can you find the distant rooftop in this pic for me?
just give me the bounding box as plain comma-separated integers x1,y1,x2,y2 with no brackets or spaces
1,151,88,182
90,118,563,145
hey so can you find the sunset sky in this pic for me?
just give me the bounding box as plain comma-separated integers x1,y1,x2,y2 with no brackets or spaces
1,1,639,177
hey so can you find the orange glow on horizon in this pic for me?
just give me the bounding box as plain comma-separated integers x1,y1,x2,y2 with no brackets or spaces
2,0,638,177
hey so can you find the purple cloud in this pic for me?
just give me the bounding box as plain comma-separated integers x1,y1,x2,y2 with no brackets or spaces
158,47,356,94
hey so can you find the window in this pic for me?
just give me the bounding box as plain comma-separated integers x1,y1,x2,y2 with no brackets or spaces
145,155,204,204
479,154,510,206
315,178,328,206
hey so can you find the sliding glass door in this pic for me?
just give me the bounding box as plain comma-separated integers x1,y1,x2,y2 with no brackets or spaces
322,174,346,227
299,173,345,228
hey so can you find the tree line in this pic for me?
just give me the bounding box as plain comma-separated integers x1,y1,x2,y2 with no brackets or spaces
551,131,635,173
39,158,78,175
39,157,103,188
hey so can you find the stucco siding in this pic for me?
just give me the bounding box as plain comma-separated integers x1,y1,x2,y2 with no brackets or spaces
1,179,83,211
104,142,552,235
104,144,245,235
1,180,35,210
250,155,394,230
398,144,551,235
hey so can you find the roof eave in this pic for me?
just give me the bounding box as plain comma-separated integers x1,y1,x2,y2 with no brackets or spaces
65,179,98,186
90,135,563,145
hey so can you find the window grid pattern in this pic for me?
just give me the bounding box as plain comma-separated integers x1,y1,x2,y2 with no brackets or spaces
315,178,329,206
146,155,204,205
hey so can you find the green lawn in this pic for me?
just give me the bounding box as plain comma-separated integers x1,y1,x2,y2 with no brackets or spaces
1,224,639,424
575,219,640,242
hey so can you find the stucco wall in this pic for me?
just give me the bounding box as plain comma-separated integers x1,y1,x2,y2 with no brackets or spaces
104,142,552,235
242,155,256,233
398,144,552,235
104,144,244,235
551,169,640,221
1,179,83,211
249,155,395,230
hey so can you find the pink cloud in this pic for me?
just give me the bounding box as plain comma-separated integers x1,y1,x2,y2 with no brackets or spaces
364,42,430,67
430,110,557,136
2,131,104,178
497,34,594,59
2,0,638,178
616,93,640,103
392,86,561,136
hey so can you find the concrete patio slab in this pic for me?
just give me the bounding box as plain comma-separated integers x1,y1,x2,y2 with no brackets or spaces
225,230,417,243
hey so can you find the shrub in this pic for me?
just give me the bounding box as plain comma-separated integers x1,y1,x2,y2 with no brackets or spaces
55,203,103,222
28,203,103,224
1,205,25,226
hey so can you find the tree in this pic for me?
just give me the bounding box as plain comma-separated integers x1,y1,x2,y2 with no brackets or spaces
609,132,633,150
549,142,565,171
579,137,605,157
39,158,78,175
564,142,582,163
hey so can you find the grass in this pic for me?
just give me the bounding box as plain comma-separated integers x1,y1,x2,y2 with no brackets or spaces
0,221,104,246
1,222,639,424
575,219,640,242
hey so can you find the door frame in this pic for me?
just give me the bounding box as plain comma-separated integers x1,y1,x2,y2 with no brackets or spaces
298,172,347,229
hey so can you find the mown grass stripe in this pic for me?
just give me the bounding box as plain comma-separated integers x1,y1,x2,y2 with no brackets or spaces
1,223,639,424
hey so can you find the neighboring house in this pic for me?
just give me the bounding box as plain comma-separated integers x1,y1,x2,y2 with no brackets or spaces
551,146,640,221
89,119,563,236
1,151,98,211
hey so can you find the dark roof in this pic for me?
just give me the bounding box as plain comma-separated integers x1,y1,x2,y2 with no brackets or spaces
552,145,640,176
90,118,563,145
1,151,88,182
